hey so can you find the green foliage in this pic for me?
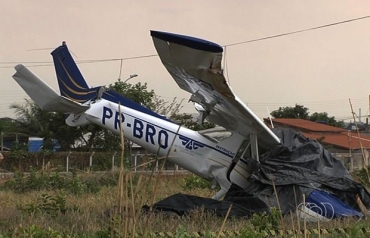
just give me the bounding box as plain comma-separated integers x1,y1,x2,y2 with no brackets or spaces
271,104,309,119
10,141,28,152
4,170,66,193
353,167,370,187
171,113,215,131
238,227,268,238
182,175,214,190
344,222,370,238
10,99,86,151
154,96,184,117
173,225,191,238
109,81,156,110
250,207,281,231
0,118,19,132
3,170,118,194
239,207,281,238
8,149,28,160
94,228,120,238
309,112,345,127
17,193,68,217
13,225,63,238
0,151,122,172
271,104,344,128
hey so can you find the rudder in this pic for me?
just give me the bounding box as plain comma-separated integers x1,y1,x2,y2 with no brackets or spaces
51,42,97,103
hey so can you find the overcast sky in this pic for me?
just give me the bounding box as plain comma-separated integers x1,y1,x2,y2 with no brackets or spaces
1,1,370,122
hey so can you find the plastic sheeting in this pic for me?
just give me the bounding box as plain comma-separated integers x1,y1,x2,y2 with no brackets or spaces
146,128,370,218
305,189,363,219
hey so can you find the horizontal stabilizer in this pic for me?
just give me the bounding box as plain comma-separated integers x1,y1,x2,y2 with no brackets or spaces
12,64,89,113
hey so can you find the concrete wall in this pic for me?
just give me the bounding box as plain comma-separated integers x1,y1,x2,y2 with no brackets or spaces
332,152,369,172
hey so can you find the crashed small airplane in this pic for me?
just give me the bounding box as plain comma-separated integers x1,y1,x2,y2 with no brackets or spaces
12,31,370,219
12,31,280,200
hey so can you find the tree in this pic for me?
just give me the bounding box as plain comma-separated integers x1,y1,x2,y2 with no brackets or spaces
153,96,184,118
108,81,156,110
170,113,215,131
0,117,22,133
270,104,344,128
309,112,344,127
10,99,85,151
270,104,309,119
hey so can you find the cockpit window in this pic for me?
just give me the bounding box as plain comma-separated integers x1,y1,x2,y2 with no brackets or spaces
198,126,232,143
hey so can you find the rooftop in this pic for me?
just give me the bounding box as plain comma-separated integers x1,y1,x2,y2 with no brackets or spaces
265,118,370,150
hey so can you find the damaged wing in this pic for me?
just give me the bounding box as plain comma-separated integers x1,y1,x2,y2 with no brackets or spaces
151,31,280,150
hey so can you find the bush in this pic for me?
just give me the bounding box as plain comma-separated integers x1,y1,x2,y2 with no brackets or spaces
2,170,118,194
182,175,214,190
17,193,68,217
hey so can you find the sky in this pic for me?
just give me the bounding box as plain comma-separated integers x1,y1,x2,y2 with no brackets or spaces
1,1,370,122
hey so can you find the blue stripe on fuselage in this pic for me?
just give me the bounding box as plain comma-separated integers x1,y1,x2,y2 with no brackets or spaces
102,89,171,122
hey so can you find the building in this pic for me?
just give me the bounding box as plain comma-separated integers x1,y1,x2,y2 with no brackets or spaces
263,118,370,169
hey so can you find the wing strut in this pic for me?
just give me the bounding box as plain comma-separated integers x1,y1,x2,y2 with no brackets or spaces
226,133,260,182
226,140,250,182
250,133,259,161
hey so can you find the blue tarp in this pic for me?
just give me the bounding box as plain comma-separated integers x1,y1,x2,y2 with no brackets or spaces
28,138,60,152
28,139,43,152
306,189,363,219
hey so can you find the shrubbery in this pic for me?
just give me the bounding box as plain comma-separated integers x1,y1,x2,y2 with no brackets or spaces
182,174,214,190
2,170,118,194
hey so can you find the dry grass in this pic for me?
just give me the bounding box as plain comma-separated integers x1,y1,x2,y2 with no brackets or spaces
1,171,369,237
0,172,248,236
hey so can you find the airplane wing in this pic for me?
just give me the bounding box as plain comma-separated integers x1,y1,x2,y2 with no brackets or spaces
151,31,280,150
12,64,89,114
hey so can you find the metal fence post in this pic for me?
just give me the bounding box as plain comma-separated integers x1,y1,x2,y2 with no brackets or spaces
134,153,137,172
89,151,95,170
66,151,72,173
111,151,117,171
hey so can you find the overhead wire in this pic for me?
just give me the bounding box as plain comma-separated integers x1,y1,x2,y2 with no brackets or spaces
1,15,370,117
224,15,370,47
1,15,369,67
0,54,158,68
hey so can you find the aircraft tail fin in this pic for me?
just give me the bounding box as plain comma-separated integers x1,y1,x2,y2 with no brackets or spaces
51,42,97,103
12,64,89,114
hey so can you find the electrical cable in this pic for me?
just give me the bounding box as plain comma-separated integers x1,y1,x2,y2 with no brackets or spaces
224,15,370,47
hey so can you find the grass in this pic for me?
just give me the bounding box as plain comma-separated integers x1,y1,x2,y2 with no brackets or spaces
0,171,228,236
0,170,370,237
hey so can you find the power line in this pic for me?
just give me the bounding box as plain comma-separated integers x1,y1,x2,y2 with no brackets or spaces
224,15,370,47
0,15,369,67
0,54,158,68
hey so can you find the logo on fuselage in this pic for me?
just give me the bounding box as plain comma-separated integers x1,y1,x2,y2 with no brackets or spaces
179,135,205,150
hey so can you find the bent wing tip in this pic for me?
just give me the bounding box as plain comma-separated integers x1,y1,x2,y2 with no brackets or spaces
14,64,25,71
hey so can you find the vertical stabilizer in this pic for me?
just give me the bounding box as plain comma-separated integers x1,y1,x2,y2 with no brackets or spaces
51,42,97,103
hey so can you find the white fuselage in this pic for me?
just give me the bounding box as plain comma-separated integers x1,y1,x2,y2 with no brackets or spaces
67,99,252,192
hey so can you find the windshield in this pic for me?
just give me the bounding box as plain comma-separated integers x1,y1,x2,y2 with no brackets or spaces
198,126,232,143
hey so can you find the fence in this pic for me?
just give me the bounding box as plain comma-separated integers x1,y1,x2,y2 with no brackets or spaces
332,152,369,172
0,151,368,173
0,151,184,173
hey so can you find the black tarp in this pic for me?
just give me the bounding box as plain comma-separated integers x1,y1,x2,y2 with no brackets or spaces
145,128,370,217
